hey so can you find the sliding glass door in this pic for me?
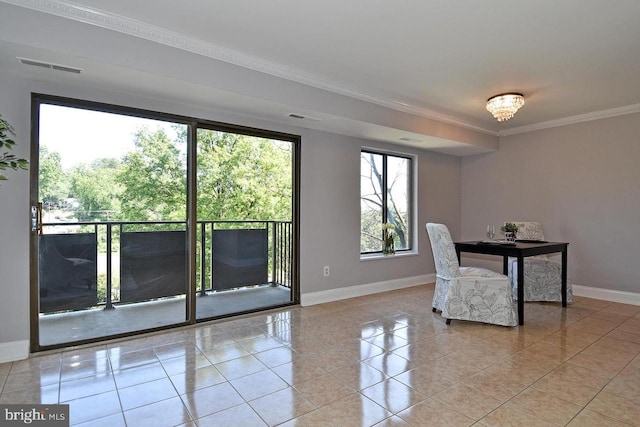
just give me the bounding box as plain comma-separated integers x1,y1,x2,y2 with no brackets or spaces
30,94,299,351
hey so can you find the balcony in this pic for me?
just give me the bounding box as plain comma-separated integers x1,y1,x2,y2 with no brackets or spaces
37,220,294,347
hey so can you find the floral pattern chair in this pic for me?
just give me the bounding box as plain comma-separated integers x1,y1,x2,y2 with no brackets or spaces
508,221,574,303
426,223,517,326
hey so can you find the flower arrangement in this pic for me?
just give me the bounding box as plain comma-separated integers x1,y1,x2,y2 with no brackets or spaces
382,222,395,255
500,222,519,242
500,222,519,233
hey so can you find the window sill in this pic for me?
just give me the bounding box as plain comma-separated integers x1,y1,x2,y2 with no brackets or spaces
360,251,419,261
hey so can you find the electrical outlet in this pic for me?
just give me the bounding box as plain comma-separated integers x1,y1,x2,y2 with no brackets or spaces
323,265,330,277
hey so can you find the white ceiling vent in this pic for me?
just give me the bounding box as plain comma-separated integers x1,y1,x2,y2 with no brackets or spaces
287,113,321,121
17,57,83,74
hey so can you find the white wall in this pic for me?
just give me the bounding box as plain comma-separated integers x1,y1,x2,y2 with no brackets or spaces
0,73,31,360
461,113,640,295
300,130,461,301
0,72,462,360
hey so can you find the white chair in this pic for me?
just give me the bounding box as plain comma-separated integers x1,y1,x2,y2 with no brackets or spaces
508,221,574,303
426,223,517,326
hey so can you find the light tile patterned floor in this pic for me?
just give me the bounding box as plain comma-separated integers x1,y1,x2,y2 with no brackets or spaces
1,284,639,426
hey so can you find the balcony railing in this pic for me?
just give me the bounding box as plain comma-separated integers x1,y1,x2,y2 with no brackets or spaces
38,220,293,314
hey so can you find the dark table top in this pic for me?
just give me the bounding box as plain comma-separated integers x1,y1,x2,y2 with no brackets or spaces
455,240,568,257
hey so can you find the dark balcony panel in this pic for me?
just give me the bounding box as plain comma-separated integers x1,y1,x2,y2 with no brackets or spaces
39,234,97,313
120,230,187,303
212,228,268,291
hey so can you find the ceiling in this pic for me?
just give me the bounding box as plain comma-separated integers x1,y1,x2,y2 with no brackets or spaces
1,0,640,154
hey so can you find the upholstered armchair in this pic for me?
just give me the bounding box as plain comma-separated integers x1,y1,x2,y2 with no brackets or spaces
426,223,517,326
508,221,574,303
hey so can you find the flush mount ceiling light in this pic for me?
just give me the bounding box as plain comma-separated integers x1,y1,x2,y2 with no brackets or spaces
486,93,525,122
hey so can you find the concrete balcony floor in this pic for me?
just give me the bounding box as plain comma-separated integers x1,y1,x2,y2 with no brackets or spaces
38,285,293,347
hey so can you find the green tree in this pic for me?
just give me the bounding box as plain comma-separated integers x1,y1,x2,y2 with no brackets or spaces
39,146,69,207
196,130,292,221
118,127,187,221
70,158,123,221
49,125,293,225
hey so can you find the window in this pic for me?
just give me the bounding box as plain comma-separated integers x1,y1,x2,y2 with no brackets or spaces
360,149,413,254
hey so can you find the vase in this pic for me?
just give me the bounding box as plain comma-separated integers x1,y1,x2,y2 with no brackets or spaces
383,231,395,255
505,231,516,242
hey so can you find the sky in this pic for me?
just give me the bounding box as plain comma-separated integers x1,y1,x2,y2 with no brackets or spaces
39,104,182,169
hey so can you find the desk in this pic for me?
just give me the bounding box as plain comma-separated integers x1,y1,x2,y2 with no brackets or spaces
454,241,568,325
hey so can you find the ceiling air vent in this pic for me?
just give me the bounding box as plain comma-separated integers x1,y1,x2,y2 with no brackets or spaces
399,137,422,143
17,57,83,74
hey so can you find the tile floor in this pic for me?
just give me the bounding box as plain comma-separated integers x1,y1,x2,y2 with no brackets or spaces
1,284,640,426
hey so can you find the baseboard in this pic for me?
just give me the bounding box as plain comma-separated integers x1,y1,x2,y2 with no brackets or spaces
0,340,29,364
573,284,640,306
301,274,435,306
299,279,639,307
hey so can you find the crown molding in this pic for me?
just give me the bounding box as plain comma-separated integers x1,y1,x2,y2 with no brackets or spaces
499,103,640,137
2,0,497,136
10,0,636,139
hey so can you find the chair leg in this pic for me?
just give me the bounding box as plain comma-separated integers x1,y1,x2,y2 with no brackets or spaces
432,307,437,312
446,319,451,325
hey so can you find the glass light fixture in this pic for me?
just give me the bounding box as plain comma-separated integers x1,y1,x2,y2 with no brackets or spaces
486,93,525,122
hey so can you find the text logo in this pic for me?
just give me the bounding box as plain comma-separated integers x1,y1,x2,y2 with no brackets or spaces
1,405,69,426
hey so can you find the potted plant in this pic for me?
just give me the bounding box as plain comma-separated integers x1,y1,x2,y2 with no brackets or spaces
0,114,28,183
501,222,519,242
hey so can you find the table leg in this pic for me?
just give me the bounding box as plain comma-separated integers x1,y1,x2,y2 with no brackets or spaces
456,247,461,264
502,256,508,275
518,255,524,325
562,248,568,307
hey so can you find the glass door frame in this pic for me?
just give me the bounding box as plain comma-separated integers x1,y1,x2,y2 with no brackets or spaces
29,93,300,352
